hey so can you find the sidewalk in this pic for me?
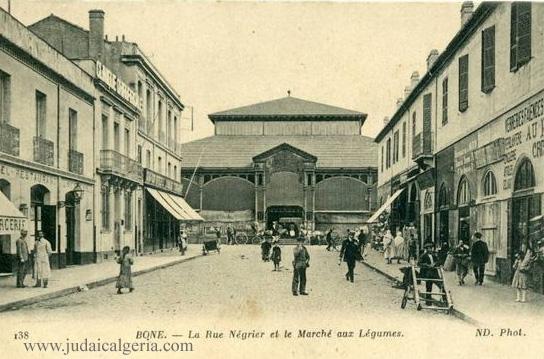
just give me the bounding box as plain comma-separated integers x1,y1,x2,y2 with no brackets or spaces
0,245,202,312
361,248,544,326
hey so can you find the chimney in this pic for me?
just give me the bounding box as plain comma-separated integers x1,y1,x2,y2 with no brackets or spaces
89,9,105,60
460,1,474,27
426,49,440,70
383,117,390,126
396,98,404,109
410,71,420,89
122,34,125,42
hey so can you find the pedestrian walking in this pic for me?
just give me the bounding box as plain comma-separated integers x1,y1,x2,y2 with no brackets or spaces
383,229,394,264
393,230,405,264
357,227,367,260
325,228,334,251
339,231,359,282
116,246,134,294
453,239,470,285
407,233,418,263
512,242,534,303
271,240,282,271
178,229,188,256
15,229,30,288
437,240,450,266
292,236,310,296
215,227,221,240
470,232,489,286
226,225,235,245
261,237,272,261
33,231,52,288
417,242,443,306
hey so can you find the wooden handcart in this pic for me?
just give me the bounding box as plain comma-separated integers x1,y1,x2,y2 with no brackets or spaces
400,264,453,313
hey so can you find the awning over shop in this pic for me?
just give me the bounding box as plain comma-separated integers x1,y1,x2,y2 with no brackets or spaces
0,192,27,235
366,188,405,223
146,188,204,222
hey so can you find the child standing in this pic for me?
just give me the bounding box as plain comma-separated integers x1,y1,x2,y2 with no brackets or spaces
271,240,282,271
116,246,134,294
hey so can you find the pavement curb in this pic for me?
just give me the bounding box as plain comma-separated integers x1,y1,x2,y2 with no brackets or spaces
0,254,203,313
359,260,482,326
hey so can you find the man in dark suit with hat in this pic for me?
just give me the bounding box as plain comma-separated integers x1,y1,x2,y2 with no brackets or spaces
292,236,310,296
417,242,442,305
339,231,359,282
470,232,489,286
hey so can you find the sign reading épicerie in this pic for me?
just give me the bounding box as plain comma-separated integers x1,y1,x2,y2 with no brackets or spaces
503,93,544,190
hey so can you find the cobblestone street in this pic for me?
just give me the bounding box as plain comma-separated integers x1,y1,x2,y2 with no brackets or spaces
3,245,466,326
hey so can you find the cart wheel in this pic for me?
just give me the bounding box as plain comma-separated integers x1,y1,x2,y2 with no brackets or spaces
416,303,422,311
401,296,407,309
237,233,248,244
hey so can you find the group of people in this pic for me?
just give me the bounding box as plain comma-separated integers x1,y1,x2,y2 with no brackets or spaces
15,229,53,289
381,225,418,265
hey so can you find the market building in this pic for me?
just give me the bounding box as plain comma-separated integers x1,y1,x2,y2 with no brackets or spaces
374,2,544,290
180,95,377,235
29,10,201,258
0,8,95,272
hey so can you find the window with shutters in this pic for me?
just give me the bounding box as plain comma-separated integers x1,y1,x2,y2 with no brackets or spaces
381,146,384,172
442,78,448,125
412,113,416,140
458,55,469,112
510,2,532,72
481,26,495,93
402,122,406,158
0,70,10,123
386,138,391,169
35,91,47,138
68,109,78,150
393,130,399,164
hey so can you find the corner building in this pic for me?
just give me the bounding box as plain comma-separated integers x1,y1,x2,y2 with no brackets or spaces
375,2,544,291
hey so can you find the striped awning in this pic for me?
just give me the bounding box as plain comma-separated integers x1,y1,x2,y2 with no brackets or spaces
366,188,405,223
0,191,27,235
146,188,203,222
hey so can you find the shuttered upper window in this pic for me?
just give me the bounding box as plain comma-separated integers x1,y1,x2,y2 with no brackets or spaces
481,26,495,93
386,138,391,169
401,122,406,158
510,2,532,72
458,54,469,112
442,77,448,125
393,130,399,164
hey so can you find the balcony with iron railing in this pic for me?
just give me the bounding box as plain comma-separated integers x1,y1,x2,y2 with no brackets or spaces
68,149,84,175
99,149,143,183
144,168,184,194
33,136,54,166
411,132,434,161
0,122,20,156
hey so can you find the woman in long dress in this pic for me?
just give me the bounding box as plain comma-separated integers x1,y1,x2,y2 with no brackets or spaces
116,246,134,294
512,243,533,303
34,231,52,288
393,231,405,264
383,229,394,264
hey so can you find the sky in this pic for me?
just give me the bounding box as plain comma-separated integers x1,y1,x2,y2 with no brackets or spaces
6,0,463,142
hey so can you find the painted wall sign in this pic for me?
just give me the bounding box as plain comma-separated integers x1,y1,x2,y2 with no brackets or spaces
0,163,56,185
502,93,544,190
96,61,142,110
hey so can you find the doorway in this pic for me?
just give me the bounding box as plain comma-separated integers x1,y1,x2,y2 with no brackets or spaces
458,206,471,244
266,206,304,231
30,185,56,250
512,194,541,262
65,191,78,265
